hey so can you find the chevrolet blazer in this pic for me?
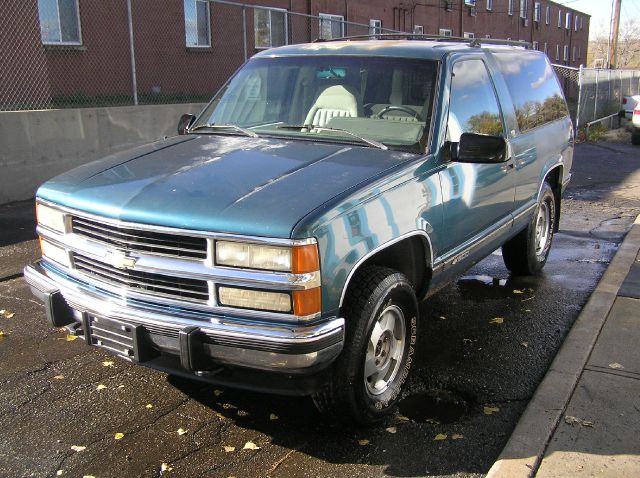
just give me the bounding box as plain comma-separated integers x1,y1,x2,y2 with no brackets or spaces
25,36,573,423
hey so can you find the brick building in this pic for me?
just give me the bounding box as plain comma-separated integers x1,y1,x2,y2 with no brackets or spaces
0,0,589,110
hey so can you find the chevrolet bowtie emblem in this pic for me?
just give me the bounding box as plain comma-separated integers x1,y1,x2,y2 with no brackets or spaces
107,250,137,270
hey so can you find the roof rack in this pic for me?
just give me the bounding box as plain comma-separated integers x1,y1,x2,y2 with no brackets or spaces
313,33,531,49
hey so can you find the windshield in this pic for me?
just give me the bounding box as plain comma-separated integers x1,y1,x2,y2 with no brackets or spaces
193,55,438,151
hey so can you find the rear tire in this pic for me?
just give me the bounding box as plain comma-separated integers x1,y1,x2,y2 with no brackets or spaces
502,182,556,275
632,130,640,145
312,266,418,425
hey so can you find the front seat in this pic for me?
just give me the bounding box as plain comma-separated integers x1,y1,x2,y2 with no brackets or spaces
304,85,359,128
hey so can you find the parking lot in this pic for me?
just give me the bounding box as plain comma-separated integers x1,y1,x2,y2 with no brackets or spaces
1,140,639,478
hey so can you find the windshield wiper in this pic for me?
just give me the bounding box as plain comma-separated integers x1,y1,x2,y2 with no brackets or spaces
189,123,258,138
276,124,388,150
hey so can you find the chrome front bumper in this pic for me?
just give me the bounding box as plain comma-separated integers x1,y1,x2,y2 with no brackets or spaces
24,261,345,380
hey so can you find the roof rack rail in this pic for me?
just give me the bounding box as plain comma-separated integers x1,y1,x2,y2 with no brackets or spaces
313,33,531,49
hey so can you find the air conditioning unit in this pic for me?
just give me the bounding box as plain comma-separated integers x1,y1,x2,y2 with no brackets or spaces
444,0,453,12
469,6,477,16
522,17,529,27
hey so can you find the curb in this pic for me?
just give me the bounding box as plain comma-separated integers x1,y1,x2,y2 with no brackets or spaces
486,214,640,478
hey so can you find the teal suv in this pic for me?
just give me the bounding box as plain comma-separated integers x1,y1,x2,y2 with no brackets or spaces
26,36,573,423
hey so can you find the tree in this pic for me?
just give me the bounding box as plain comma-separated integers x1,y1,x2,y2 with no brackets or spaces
587,18,640,68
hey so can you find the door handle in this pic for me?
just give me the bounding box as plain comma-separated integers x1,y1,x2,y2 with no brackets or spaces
501,162,515,172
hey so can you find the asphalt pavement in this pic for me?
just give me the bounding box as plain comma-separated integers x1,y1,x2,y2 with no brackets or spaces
0,139,639,478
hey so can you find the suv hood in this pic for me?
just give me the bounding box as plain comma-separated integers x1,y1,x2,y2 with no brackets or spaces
38,135,417,238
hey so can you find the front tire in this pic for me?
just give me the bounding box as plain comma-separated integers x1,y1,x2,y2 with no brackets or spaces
312,266,418,424
502,182,556,275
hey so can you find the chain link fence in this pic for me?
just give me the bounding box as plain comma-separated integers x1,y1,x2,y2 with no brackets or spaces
0,0,400,112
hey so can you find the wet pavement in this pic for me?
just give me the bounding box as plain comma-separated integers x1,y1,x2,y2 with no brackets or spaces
0,141,639,478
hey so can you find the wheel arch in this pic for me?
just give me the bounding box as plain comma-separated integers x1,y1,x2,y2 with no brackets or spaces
338,231,433,309
540,163,563,233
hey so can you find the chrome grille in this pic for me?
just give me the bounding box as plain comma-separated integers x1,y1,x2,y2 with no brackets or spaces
71,216,207,260
73,253,210,303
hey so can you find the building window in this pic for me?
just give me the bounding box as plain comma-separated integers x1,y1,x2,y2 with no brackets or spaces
254,8,287,49
574,15,579,31
37,0,81,45
533,41,539,50
369,19,382,36
556,44,560,60
543,42,548,54
464,32,475,39
578,45,581,58
319,13,344,40
508,0,514,15
563,45,569,61
558,10,562,27
545,5,550,24
413,25,424,34
580,16,583,29
184,0,210,47
519,0,528,19
487,0,493,10
572,46,576,61
464,0,476,5
565,12,571,30
485,34,491,38
439,28,453,36
534,2,541,22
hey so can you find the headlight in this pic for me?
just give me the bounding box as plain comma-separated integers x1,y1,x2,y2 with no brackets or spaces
218,287,292,313
40,238,71,268
36,203,66,233
215,241,319,273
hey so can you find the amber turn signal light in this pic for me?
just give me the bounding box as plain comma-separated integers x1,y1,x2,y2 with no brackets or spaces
292,244,320,274
292,287,321,317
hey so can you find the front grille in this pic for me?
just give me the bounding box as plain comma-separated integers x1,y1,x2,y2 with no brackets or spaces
73,253,210,303
71,216,207,260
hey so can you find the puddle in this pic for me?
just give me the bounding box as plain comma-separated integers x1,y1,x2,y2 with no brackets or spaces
398,389,471,424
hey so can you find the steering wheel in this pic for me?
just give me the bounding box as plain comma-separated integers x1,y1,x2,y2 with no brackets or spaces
376,105,422,121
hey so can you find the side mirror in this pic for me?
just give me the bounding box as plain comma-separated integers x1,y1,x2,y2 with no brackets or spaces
450,132,506,163
177,114,196,135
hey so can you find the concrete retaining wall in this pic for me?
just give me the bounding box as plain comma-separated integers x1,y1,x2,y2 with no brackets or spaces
0,103,205,204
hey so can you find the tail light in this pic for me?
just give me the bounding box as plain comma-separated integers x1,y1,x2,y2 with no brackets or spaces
623,98,627,105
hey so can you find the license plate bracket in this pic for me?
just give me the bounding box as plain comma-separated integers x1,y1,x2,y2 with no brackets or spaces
82,313,157,362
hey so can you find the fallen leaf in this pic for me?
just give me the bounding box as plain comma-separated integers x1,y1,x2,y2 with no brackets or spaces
0,330,5,337
425,418,440,425
222,403,237,410
434,433,447,441
146,404,153,409
160,463,173,472
213,389,224,396
53,375,64,380
114,432,124,440
521,296,535,302
489,317,504,325
65,335,78,342
452,433,464,440
243,441,261,450
525,309,532,313
385,426,397,434
358,439,370,446
56,470,63,476
70,445,86,452
439,316,447,320
564,415,594,427
4,313,14,319
520,341,529,348
608,362,624,370
223,446,235,452
96,384,107,391
397,415,410,422
117,385,124,389
269,413,278,421
512,289,525,294
102,361,114,367
0,310,4,314
83,475,96,478
237,410,249,417
483,406,500,415
177,428,187,436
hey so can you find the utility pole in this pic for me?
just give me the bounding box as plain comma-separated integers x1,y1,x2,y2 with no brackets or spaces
608,0,622,69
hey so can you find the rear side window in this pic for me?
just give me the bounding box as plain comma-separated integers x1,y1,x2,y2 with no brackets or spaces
493,51,569,133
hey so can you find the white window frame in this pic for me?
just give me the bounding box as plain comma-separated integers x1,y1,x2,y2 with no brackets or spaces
520,0,528,19
556,44,560,60
565,12,571,30
508,0,514,16
533,40,539,50
413,25,424,34
574,14,579,31
486,0,493,11
464,32,475,39
439,28,453,37
464,0,476,5
580,16,583,29
369,19,382,36
578,45,581,59
534,2,541,22
254,7,288,49
38,0,82,45
319,13,344,40
485,34,491,38
558,10,562,27
184,0,211,48
545,5,550,24
572,45,576,61
544,42,548,54
563,45,569,61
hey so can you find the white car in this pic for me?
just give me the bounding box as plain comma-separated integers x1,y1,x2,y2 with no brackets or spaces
632,103,640,145
622,95,640,120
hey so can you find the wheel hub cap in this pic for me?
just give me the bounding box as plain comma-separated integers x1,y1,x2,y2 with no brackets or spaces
535,202,550,255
